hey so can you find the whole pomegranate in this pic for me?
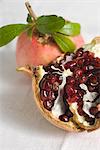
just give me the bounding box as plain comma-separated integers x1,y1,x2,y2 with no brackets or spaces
16,32,84,67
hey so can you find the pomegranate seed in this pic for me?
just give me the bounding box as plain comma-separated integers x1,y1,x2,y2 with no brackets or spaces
56,76,63,85
85,58,91,65
66,110,73,118
84,114,95,125
88,85,96,92
43,81,52,91
65,85,75,97
89,107,98,115
43,100,54,111
77,107,84,116
95,112,100,118
89,52,95,57
40,90,49,101
86,71,93,77
77,89,85,98
68,95,79,103
79,76,87,83
95,63,100,69
53,82,59,91
66,76,75,84
49,76,57,84
83,51,89,58
75,48,84,57
94,58,100,68
48,74,62,84
78,58,85,66
48,91,56,100
59,114,69,122
83,66,89,72
64,60,76,71
95,57,100,63
74,69,83,77
44,81,52,91
89,75,97,84
77,99,83,107
44,65,58,72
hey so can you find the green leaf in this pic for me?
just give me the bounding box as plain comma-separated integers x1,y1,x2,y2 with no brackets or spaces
58,22,81,36
26,14,33,23
53,33,76,53
0,24,29,47
36,15,65,34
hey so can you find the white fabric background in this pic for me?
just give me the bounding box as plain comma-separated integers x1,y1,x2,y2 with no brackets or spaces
0,0,100,150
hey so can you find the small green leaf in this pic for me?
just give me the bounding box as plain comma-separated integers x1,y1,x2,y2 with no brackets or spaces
0,24,29,47
36,15,65,34
26,14,33,23
53,33,76,53
58,22,81,36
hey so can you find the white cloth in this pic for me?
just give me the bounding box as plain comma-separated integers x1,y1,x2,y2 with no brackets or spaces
0,0,100,150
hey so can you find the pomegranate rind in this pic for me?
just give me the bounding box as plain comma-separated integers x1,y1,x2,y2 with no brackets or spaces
16,66,32,77
70,106,100,131
92,37,100,44
32,66,82,132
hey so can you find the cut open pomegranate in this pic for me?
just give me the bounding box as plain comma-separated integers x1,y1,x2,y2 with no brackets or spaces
32,38,100,131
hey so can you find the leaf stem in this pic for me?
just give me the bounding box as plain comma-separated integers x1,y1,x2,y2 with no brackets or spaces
25,1,37,21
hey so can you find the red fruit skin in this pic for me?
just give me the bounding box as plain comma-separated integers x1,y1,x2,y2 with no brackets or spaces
70,35,84,50
16,32,84,67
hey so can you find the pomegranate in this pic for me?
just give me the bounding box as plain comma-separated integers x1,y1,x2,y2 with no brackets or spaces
16,32,84,67
32,37,100,131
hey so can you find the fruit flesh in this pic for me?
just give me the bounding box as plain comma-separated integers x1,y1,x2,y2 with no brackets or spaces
16,32,84,67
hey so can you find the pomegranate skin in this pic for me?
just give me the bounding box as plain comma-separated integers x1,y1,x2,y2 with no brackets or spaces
16,32,84,67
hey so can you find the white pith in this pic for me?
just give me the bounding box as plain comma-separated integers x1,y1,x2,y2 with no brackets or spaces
80,84,98,118
52,68,73,117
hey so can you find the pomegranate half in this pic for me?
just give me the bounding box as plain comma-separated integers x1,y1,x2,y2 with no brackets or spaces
32,37,100,131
